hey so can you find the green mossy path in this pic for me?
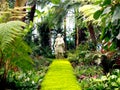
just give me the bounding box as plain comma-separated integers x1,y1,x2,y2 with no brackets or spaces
41,59,81,90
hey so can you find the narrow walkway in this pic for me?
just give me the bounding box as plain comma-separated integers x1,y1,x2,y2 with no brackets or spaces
41,59,81,90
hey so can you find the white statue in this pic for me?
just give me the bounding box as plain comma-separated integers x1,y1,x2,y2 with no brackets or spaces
54,33,65,59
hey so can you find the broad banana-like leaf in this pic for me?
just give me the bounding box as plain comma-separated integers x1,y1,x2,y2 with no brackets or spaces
79,5,101,22
112,6,120,23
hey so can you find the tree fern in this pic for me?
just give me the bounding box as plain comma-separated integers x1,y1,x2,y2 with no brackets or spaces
9,39,34,71
0,20,34,71
0,21,26,51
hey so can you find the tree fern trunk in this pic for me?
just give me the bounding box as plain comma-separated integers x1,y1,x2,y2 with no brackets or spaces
14,0,27,7
14,0,28,21
0,50,3,68
64,17,67,51
3,59,10,79
0,0,6,4
2,59,10,89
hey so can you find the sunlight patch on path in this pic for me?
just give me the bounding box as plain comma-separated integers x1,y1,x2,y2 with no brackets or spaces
41,59,81,90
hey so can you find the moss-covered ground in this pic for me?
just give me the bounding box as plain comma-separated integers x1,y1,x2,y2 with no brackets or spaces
41,59,81,90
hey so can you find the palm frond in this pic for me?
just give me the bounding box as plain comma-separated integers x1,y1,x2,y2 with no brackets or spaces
0,21,26,51
79,5,101,23
50,0,79,26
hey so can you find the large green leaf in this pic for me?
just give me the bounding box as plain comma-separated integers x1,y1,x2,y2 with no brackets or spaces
94,0,104,5
112,6,120,23
109,41,117,51
51,0,61,4
94,9,103,19
101,0,111,6
102,6,111,15
100,28,107,40
79,5,101,22
35,9,42,18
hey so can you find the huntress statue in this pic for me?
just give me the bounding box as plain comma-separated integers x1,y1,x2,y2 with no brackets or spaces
54,33,65,59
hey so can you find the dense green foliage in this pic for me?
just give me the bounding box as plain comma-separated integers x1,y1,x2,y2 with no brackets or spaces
0,20,34,90
6,70,46,90
80,0,120,51
0,56,52,89
36,22,53,58
68,43,101,65
93,0,120,51
0,0,120,90
41,60,81,90
80,69,120,90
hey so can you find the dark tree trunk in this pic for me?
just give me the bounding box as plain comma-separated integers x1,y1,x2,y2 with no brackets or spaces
76,27,79,47
64,18,67,51
75,27,87,48
38,22,50,48
88,22,97,46
0,50,3,68
1,59,10,90
28,0,36,22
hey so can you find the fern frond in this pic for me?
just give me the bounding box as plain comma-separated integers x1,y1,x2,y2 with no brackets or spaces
0,20,34,71
0,21,26,51
10,39,34,71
